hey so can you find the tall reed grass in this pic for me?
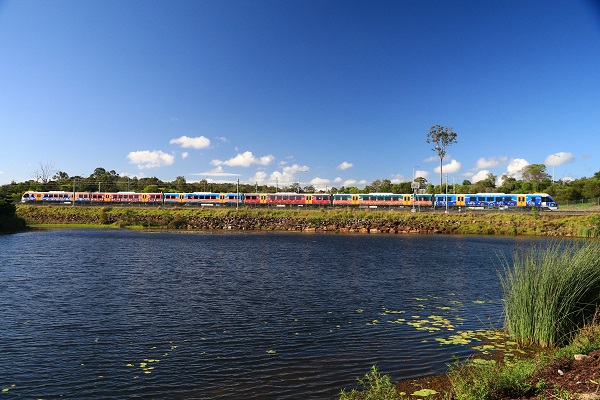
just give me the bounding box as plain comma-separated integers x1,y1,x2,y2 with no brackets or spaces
500,240,600,347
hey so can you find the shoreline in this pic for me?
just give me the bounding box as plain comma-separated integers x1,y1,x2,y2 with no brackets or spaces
15,205,600,237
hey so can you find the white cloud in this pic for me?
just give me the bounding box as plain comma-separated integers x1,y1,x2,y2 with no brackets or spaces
390,174,406,184
338,179,367,188
337,161,353,170
249,171,268,184
476,157,499,169
212,151,275,167
191,166,241,177
414,169,429,180
545,152,574,166
424,156,438,163
434,159,462,174
127,150,175,169
182,152,189,159
333,177,343,183
310,177,330,187
471,169,491,183
169,135,211,149
507,158,529,179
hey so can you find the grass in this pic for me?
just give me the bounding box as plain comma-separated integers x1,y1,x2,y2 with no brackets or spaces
447,356,542,400
16,205,600,237
339,366,406,400
500,240,600,347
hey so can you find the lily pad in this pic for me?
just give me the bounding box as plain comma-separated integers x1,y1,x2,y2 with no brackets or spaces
412,388,438,396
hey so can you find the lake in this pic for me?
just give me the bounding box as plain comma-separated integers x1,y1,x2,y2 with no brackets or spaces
0,229,547,399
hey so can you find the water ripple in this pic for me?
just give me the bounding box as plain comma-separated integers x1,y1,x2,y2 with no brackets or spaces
0,230,545,399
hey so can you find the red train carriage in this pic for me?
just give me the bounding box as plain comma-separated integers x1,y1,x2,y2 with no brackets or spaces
267,193,307,206
243,193,268,205
307,194,331,206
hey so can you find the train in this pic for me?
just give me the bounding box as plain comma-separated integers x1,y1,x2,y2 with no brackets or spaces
21,190,559,210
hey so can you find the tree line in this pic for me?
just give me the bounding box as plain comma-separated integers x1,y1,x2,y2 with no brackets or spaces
2,164,600,204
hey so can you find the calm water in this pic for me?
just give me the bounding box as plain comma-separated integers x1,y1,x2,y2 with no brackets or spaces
0,229,546,399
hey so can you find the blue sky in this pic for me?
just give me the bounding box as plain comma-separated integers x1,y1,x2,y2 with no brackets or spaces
1,0,599,189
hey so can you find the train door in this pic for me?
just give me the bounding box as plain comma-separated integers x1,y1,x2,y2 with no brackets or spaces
306,195,312,205
456,195,465,207
351,195,359,205
260,194,267,204
517,195,527,207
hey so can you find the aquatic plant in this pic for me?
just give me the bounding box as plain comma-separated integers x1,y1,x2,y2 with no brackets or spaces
500,240,600,347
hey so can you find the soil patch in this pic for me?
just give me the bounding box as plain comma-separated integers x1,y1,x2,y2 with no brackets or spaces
392,349,600,399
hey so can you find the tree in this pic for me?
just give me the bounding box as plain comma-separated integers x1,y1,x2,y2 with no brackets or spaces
426,125,458,194
33,161,56,184
521,164,551,184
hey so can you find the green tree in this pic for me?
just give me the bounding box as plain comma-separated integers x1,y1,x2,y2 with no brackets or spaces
0,194,26,232
521,164,550,184
426,125,458,194
173,176,188,192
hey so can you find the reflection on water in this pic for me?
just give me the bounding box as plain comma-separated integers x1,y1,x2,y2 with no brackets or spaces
0,230,545,399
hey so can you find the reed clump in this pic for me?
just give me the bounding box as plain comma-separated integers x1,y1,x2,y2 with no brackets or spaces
500,240,600,347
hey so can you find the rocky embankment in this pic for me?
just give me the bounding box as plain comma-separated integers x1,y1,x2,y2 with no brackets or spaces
15,205,600,237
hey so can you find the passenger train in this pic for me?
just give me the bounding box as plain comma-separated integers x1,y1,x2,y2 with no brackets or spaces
21,190,559,210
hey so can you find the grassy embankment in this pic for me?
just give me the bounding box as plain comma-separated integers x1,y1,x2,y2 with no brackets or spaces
340,240,600,400
15,204,600,237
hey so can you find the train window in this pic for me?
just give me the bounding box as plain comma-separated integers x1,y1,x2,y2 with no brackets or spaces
487,197,494,202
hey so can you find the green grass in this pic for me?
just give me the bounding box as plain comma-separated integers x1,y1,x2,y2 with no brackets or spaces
339,366,407,400
447,356,541,400
500,240,600,347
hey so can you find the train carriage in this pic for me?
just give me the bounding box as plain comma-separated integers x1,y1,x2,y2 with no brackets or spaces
358,193,406,208
164,193,185,203
435,194,466,208
143,193,164,204
306,193,331,206
332,194,360,206
109,192,143,203
20,190,559,210
243,193,268,205
222,193,243,205
182,192,221,205
267,193,307,206
413,194,434,207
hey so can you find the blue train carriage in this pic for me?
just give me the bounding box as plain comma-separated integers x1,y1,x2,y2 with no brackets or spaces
222,193,243,205
434,194,466,208
462,193,516,209
163,193,185,204
520,193,559,210
181,192,222,205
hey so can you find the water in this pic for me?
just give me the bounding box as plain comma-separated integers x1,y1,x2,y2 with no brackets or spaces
0,229,546,399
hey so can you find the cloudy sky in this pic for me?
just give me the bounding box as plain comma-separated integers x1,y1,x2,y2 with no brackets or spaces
1,0,599,189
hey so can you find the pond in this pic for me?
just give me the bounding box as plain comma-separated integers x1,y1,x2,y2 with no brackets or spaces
0,229,548,399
